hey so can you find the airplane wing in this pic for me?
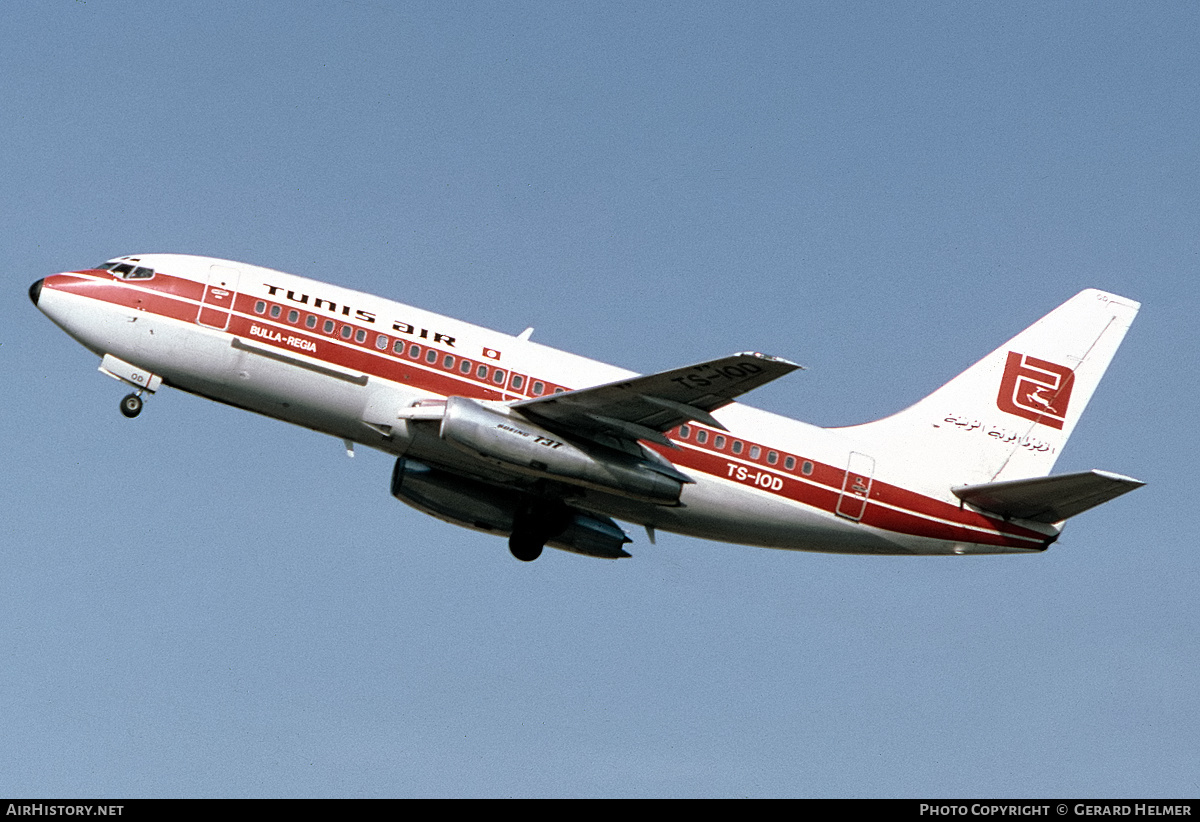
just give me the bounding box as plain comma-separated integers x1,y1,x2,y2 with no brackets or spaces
511,352,801,448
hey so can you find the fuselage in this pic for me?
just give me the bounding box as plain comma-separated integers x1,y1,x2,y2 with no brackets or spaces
31,253,1060,556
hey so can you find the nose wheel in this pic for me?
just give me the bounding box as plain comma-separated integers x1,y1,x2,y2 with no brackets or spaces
119,392,144,418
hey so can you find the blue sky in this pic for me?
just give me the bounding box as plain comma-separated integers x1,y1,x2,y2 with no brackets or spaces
3,1,1197,798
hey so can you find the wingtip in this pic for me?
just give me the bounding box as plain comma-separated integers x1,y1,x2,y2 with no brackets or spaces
735,351,805,369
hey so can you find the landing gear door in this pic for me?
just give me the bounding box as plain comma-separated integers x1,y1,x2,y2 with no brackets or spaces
836,451,875,521
197,264,241,330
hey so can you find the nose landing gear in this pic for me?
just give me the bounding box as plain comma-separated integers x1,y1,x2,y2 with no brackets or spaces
119,392,144,418
99,355,160,419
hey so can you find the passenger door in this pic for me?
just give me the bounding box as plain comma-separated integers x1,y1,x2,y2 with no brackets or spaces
836,451,875,521
197,264,241,330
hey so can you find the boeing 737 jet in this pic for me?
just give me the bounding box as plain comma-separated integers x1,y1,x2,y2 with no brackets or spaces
30,255,1143,561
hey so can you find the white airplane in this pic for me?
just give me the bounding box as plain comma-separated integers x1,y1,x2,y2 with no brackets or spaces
30,254,1143,561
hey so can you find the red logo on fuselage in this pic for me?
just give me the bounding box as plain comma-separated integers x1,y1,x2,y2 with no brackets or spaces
996,352,1074,430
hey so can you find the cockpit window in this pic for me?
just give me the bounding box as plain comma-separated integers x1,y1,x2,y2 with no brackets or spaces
99,261,156,280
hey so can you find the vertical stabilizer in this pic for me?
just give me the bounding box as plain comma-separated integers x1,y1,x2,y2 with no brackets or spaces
837,289,1140,491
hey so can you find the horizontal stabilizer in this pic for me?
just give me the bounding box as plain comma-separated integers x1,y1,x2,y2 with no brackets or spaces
952,470,1145,523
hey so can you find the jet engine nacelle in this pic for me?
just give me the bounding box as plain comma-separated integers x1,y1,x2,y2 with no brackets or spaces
390,458,632,559
438,396,686,505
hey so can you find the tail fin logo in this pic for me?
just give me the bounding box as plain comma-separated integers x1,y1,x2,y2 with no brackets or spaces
996,352,1075,430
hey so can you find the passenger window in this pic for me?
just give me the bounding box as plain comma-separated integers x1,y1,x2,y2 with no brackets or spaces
784,456,796,471
511,375,524,390
532,381,545,396
460,360,472,374
767,451,778,465
340,325,352,340
696,430,708,444
306,315,317,329
443,354,455,369
732,441,743,455
254,301,266,314
492,370,506,385
393,340,405,355
323,319,336,334
409,345,422,359
802,461,814,476
476,364,488,379
270,305,282,318
376,334,388,350
287,309,299,323
714,435,726,450
678,425,690,439
355,329,367,343
749,445,761,460
426,350,438,364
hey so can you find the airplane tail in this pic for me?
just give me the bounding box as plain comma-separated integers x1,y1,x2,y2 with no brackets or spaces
837,289,1140,498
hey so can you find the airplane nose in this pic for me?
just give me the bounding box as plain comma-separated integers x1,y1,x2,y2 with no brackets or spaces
29,278,43,307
